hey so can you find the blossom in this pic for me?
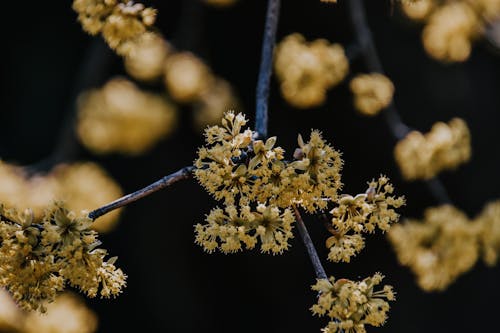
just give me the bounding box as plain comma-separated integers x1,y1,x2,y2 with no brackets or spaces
388,205,479,291
350,73,395,116
326,176,404,262
274,33,349,108
394,118,471,180
0,203,126,312
195,203,294,254
311,273,395,333
288,130,343,213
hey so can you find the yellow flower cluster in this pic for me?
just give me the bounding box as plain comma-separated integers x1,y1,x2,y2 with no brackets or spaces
0,161,123,233
326,176,405,263
194,111,345,253
394,118,471,180
388,201,500,291
0,203,126,312
274,33,349,108
164,52,214,103
350,73,395,116
311,273,395,333
401,0,500,62
195,112,343,211
124,32,171,82
0,290,97,333
475,200,500,266
72,0,156,55
77,77,178,155
195,204,294,254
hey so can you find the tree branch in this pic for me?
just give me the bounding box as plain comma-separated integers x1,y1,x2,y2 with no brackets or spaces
255,0,281,139
347,0,452,205
88,166,195,220
293,205,328,280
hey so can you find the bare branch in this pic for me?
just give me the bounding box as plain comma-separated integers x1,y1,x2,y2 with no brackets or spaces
293,205,328,280
88,166,195,220
347,0,452,204
255,0,281,139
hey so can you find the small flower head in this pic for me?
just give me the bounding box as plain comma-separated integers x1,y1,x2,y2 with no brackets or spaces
274,34,349,108
326,176,404,263
195,203,294,254
394,118,471,180
388,205,479,291
0,202,126,312
350,73,395,116
311,273,395,333
289,130,343,212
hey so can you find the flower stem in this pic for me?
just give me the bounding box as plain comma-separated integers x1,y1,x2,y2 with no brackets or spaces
255,0,281,139
293,205,328,280
346,0,452,205
88,166,195,220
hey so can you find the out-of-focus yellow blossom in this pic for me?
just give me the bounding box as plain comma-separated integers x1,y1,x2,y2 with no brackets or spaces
311,273,395,333
164,52,213,103
423,2,480,62
394,118,471,180
73,0,157,56
350,73,395,116
23,293,97,333
274,33,349,108
193,79,240,130
400,0,436,20
0,203,126,312
195,203,294,254
77,77,177,155
326,176,404,262
124,32,171,82
388,205,479,291
400,0,500,62
475,199,500,266
52,163,123,233
0,161,122,233
0,288,23,331
203,0,238,7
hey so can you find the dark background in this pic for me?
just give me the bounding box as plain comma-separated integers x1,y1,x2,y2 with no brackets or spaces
1,0,499,332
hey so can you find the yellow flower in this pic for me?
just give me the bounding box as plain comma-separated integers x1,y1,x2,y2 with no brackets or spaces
311,273,395,333
195,203,294,254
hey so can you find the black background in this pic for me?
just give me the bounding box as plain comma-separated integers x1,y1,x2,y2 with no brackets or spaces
1,0,500,332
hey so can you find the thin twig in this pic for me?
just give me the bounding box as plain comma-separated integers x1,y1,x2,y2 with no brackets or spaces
88,166,195,220
255,0,281,139
293,205,328,280
347,0,452,204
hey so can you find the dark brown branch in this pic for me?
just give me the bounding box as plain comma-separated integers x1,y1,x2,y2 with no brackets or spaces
347,0,452,204
88,166,195,220
255,0,281,139
293,205,328,280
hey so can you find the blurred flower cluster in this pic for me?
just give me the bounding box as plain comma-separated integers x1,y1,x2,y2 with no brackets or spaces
388,200,500,291
0,290,97,333
400,0,500,62
394,118,471,180
77,77,178,155
0,161,122,233
274,33,349,108
350,73,395,116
